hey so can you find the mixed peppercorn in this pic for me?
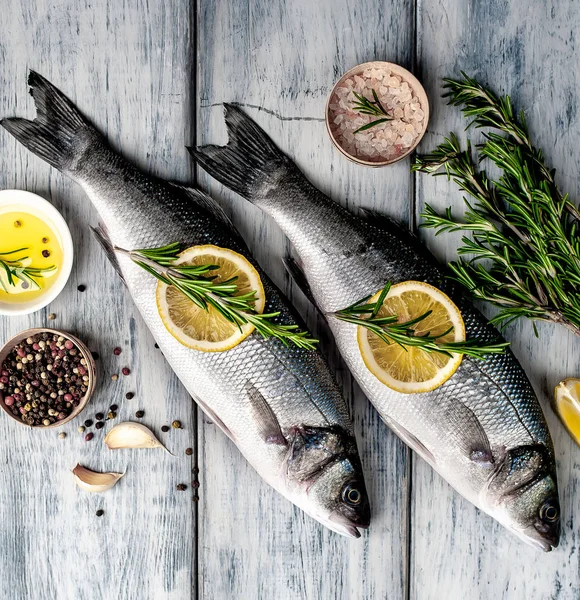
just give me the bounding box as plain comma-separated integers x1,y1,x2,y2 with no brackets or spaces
0,333,90,427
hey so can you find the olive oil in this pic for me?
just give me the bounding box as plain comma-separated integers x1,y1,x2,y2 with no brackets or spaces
0,211,63,303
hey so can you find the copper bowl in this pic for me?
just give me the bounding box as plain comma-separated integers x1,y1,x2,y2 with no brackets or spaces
0,328,96,428
325,60,430,167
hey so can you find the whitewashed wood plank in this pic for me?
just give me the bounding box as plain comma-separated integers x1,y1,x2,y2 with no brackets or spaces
196,1,415,598
0,1,196,599
414,1,580,598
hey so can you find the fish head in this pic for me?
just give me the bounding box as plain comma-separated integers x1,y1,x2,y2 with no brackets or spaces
486,444,560,551
284,425,370,537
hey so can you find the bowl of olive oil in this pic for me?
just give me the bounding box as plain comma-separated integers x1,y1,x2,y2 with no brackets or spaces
0,190,73,316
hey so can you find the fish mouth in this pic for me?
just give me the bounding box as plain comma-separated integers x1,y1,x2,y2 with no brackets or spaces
508,522,560,552
328,510,369,539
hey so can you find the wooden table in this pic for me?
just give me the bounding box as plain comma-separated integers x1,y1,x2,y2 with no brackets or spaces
1,1,578,598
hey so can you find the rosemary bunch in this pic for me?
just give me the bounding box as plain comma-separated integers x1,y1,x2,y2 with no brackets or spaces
0,247,56,292
413,73,580,335
352,90,392,133
117,243,318,350
334,283,508,359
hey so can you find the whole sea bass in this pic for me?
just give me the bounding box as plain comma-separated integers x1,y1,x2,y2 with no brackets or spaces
1,72,370,537
191,106,561,551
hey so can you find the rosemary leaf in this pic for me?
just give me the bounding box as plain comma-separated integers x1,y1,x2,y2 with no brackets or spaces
119,244,318,351
413,73,580,335
333,283,508,359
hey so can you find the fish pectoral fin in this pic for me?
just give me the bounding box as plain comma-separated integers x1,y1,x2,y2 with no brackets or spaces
282,255,319,309
245,382,287,446
91,224,127,285
168,184,237,234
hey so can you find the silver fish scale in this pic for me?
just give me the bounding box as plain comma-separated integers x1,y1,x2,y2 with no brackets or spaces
74,147,354,492
253,176,554,507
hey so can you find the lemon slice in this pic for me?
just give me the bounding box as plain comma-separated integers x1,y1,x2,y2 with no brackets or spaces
156,245,265,352
553,379,580,447
357,281,465,393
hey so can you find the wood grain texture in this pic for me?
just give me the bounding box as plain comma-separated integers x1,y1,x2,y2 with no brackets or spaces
196,1,415,598
0,1,197,599
414,1,580,598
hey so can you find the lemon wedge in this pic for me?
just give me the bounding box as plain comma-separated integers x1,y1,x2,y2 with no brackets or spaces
156,245,265,352
357,280,465,393
553,379,580,446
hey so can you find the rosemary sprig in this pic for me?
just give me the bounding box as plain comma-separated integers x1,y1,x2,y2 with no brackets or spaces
333,283,509,359
352,90,393,134
413,73,580,335
117,243,318,350
0,247,56,292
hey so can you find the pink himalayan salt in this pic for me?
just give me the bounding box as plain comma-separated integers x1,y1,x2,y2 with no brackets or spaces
329,66,425,163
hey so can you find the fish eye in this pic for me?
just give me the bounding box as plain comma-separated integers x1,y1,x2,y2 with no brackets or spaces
539,501,559,523
342,484,362,506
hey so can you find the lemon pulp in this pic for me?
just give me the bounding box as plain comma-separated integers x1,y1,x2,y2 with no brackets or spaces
553,379,580,446
156,245,265,352
357,281,465,393
0,211,62,303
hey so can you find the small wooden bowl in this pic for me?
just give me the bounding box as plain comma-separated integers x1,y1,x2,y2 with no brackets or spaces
0,328,96,428
325,61,429,167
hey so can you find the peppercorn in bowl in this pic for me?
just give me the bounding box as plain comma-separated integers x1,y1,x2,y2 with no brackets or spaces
0,328,96,428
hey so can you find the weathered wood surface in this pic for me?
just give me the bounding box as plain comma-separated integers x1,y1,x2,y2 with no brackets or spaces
0,1,197,600
1,0,580,598
414,1,580,599
196,1,414,599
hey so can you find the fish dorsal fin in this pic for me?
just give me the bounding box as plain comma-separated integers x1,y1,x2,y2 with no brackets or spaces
91,224,126,285
282,255,319,309
168,183,236,233
245,382,287,445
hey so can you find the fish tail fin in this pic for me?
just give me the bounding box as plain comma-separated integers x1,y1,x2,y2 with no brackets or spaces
1,71,94,172
188,104,290,202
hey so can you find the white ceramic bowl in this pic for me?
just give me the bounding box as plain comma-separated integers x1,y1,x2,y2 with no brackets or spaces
0,190,73,316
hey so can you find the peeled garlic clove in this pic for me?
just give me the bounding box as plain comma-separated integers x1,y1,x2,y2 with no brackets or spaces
72,464,124,493
104,421,170,453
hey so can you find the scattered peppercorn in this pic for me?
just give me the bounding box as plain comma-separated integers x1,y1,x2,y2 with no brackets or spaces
154,343,159,349
14,220,22,228
95,412,104,421
58,432,67,440
193,466,199,474
172,420,182,429
122,367,130,376
85,432,94,441
48,313,56,320
161,425,170,432
91,351,100,360
135,410,144,418
192,480,200,488
42,249,51,258
109,404,118,412
96,509,104,517
95,421,104,430
185,448,193,456
111,374,119,381
125,392,134,400
78,426,86,434
176,484,187,491
77,284,86,292
113,347,122,356
107,411,117,420
42,237,49,243
84,419,93,428
192,496,199,502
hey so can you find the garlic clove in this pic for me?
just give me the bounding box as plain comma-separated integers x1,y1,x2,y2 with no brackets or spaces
104,421,171,453
72,464,125,492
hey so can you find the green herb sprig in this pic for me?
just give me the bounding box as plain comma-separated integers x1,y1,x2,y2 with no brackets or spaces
334,283,509,359
0,247,56,292
352,90,393,133
116,243,318,350
412,73,580,335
